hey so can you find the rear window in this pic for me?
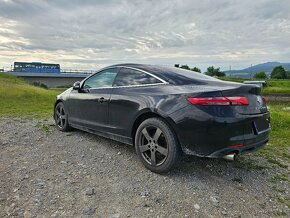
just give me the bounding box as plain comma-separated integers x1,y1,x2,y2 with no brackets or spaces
169,67,219,81
113,68,161,86
138,65,219,85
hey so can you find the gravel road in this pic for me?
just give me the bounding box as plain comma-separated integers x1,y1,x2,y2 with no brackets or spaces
0,118,289,218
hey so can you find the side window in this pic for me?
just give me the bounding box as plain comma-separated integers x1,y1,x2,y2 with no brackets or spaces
113,68,161,87
83,68,118,89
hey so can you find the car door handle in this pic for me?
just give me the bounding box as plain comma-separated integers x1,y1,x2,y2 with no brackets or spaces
99,97,109,103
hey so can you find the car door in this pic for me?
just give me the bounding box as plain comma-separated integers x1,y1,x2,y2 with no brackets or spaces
68,67,119,132
108,67,163,137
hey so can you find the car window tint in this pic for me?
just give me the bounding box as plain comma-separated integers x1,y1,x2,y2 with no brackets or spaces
113,68,161,86
83,68,118,89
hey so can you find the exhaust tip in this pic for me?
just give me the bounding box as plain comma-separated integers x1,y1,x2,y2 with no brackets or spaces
222,153,236,161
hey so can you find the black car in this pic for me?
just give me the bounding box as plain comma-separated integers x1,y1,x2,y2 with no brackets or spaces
54,64,270,173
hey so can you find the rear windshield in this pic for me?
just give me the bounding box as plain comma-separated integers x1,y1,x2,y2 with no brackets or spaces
138,65,220,85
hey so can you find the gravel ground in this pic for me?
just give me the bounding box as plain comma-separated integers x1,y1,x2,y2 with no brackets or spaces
0,118,289,218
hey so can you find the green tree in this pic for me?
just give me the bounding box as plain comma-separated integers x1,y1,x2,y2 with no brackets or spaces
271,66,287,79
286,71,290,79
191,67,201,73
180,64,190,70
253,72,267,79
205,66,225,77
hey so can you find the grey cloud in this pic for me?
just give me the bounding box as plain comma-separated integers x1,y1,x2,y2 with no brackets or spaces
0,0,290,71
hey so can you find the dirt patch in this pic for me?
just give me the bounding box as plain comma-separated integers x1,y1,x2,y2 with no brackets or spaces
0,118,289,217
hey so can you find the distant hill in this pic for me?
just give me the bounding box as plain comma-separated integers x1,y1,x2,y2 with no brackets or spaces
225,62,290,79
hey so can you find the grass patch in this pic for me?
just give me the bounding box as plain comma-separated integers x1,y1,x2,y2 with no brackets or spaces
0,73,63,118
264,80,290,95
273,211,288,216
276,196,290,209
272,186,286,193
219,77,245,83
257,101,290,168
220,78,290,95
234,156,267,170
36,121,51,133
271,173,290,184
267,157,288,168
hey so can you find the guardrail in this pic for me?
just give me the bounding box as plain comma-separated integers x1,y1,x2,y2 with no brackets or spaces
3,70,95,75
60,70,96,75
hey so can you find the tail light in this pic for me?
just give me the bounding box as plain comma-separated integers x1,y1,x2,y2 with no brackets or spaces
228,143,244,149
187,96,249,106
262,96,267,105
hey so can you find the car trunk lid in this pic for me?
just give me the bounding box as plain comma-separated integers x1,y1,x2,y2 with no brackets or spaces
221,84,268,115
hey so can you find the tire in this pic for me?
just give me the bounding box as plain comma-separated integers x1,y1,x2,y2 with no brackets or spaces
54,102,71,132
135,117,180,173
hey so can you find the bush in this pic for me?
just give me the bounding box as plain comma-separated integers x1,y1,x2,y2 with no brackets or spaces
32,82,48,89
286,71,290,79
205,66,225,77
271,66,287,79
253,72,267,79
180,65,190,70
191,67,201,73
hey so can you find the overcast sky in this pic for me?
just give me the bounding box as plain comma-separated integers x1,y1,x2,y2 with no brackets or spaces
0,0,290,71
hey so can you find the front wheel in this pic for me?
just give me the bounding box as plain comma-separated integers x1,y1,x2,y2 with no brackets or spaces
54,102,71,132
135,118,180,173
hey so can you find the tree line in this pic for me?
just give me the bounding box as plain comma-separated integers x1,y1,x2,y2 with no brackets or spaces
174,64,225,77
253,66,290,79
175,64,290,79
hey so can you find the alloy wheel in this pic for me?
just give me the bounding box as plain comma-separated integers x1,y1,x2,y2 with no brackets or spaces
55,104,66,129
138,126,169,166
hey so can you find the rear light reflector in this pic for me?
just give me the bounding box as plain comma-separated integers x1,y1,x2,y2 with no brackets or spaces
262,96,267,105
228,143,244,149
187,96,249,106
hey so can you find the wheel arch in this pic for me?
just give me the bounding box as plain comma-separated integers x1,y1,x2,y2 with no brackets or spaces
131,110,180,147
53,99,66,118
54,99,63,108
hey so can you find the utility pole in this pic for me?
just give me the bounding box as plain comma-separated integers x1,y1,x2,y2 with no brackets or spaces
251,64,253,79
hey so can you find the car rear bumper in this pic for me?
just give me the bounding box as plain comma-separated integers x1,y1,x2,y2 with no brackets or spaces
169,105,270,157
206,136,269,158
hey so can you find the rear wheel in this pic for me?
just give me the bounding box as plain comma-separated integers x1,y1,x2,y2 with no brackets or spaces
135,118,180,173
54,102,70,131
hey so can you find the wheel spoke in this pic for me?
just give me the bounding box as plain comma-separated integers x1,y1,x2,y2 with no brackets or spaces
156,145,168,156
61,108,65,116
142,128,151,141
56,110,60,116
60,118,64,127
151,150,156,166
139,144,150,153
153,128,162,142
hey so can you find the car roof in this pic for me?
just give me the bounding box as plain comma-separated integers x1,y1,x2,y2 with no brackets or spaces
108,63,219,85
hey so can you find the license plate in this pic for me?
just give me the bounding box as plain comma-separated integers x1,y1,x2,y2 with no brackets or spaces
252,118,270,135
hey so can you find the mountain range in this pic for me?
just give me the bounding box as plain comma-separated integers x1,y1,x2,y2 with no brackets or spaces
224,62,290,78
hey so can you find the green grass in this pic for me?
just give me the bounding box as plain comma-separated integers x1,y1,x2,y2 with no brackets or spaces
0,73,62,118
263,80,290,95
273,211,288,217
49,87,68,92
258,101,290,166
219,77,245,83
220,77,290,95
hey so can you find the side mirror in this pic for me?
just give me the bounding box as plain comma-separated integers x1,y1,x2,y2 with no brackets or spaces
73,81,81,90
